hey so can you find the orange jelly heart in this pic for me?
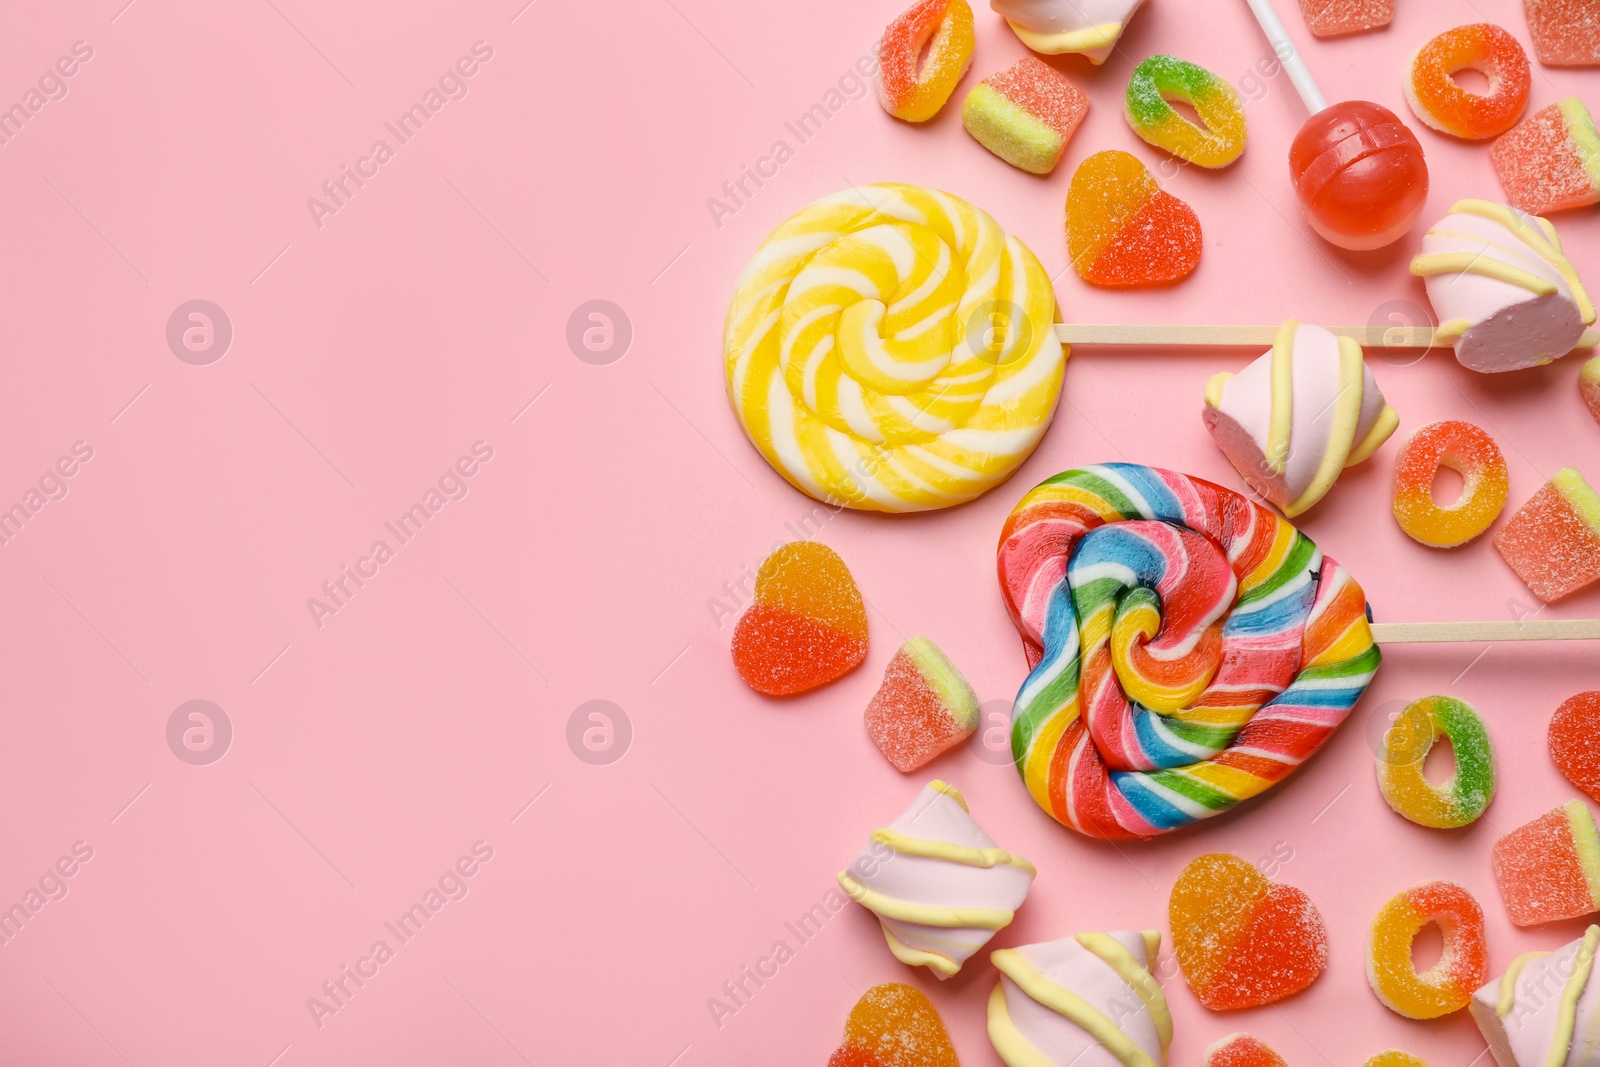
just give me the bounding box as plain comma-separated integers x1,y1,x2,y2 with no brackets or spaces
1066,150,1202,288
1170,853,1329,1010
732,542,868,696
826,983,958,1067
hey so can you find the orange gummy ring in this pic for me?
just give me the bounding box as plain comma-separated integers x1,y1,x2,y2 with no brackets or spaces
1404,23,1530,140
1392,420,1508,547
1366,880,1488,1019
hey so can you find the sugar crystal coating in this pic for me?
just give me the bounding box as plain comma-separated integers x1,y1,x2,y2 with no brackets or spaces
1066,150,1201,288
1392,420,1508,547
1366,880,1489,1018
878,0,975,123
1491,799,1600,925
1522,0,1600,66
1378,696,1496,828
1404,24,1530,140
1493,468,1600,603
1204,1034,1288,1067
1125,54,1247,168
1551,692,1600,802
962,56,1088,175
1491,99,1600,215
730,542,867,695
829,983,959,1067
1170,853,1328,1010
864,637,979,772
1299,0,1393,36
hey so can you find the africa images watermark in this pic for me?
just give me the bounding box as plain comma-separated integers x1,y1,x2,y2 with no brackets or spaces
705,501,843,629
0,840,95,948
0,440,95,548
705,44,881,230
306,40,495,229
305,440,495,629
0,40,94,148
306,840,495,1029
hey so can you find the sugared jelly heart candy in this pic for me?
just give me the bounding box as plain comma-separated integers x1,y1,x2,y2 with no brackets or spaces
1552,691,1600,802
864,637,979,772
1066,149,1202,288
1170,853,1328,1010
826,983,959,1067
1205,1034,1288,1067
731,542,867,696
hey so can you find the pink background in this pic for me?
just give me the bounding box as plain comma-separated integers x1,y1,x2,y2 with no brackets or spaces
1,0,1599,1063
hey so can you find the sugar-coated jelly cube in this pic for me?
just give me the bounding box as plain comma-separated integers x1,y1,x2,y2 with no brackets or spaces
1493,468,1600,603
1491,799,1600,925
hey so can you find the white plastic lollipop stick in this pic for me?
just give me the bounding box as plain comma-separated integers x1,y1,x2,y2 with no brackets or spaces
1243,0,1328,113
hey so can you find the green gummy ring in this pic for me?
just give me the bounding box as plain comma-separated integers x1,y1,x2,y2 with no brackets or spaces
1377,695,1496,829
1123,54,1247,168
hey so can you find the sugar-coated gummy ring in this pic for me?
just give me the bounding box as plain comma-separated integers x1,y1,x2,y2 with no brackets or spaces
1392,420,1509,547
1366,881,1488,1019
997,464,1380,839
725,183,1065,513
1404,24,1530,141
1377,696,1496,828
877,0,975,123
1124,55,1247,168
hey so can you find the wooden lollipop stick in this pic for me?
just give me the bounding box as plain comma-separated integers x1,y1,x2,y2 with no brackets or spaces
1054,324,1444,348
1371,619,1600,644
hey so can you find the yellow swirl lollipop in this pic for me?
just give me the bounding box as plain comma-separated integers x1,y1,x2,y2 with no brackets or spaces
724,183,1065,513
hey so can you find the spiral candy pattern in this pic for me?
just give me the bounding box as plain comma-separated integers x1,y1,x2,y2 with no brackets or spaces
725,183,1065,513
996,464,1380,839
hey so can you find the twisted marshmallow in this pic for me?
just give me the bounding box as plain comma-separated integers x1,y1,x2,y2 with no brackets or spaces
1203,320,1398,518
990,0,1147,63
1411,199,1597,373
988,930,1172,1067
1471,925,1600,1067
838,780,1035,978
725,183,1064,512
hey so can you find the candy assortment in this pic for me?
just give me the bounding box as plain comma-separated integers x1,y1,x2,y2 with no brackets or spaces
715,1,1600,1060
